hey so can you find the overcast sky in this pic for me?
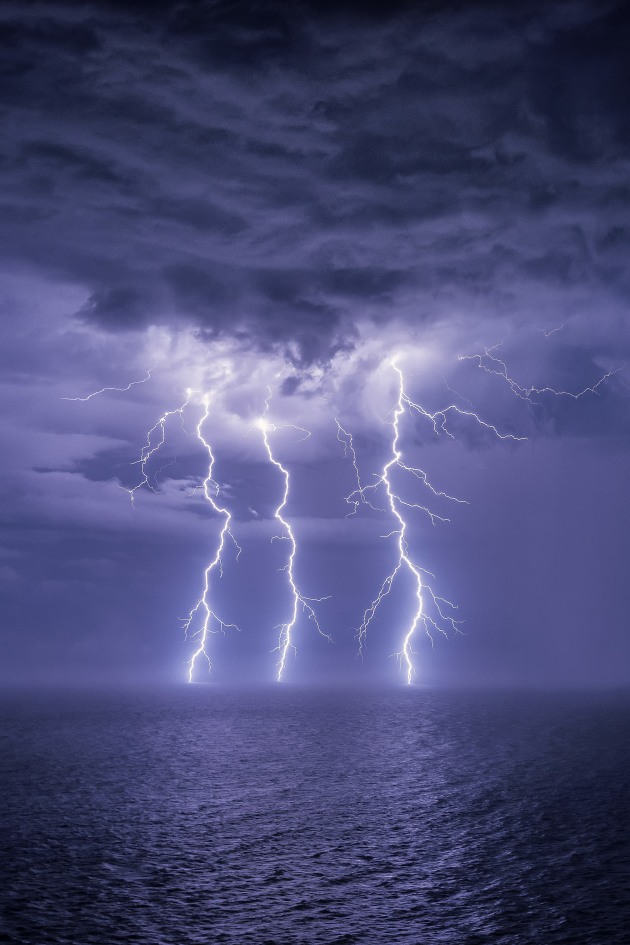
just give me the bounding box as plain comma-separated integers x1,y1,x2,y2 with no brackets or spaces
1,0,630,687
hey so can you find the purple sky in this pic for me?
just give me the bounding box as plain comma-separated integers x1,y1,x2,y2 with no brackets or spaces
2,0,630,687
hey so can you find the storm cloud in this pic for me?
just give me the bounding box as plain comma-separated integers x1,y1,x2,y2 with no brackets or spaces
1,0,629,687
2,0,629,361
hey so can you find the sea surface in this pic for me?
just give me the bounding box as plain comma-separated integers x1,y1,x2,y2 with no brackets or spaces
1,687,628,945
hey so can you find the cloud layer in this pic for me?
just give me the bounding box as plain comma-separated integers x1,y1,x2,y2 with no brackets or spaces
2,0,629,364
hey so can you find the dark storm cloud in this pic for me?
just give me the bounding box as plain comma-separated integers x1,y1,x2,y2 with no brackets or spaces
528,3,630,159
2,0,629,365
80,287,150,329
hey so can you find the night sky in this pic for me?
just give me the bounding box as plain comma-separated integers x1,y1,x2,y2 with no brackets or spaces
2,0,630,688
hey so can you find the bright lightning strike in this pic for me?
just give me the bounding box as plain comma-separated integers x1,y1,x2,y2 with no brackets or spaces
103,382,240,680
343,358,525,684
257,401,330,681
185,394,241,681
65,335,616,686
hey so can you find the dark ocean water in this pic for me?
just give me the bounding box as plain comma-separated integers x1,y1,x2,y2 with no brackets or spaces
1,687,628,945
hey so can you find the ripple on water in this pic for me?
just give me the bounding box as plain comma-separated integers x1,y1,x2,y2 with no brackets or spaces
1,687,629,945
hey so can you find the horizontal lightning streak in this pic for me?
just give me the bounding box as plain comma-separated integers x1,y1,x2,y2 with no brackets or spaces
540,323,565,338
61,368,155,401
459,344,624,403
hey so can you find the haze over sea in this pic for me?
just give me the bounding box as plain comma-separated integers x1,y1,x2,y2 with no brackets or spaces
1,686,628,944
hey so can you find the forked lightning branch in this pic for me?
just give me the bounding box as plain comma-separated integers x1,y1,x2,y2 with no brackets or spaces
64,345,620,683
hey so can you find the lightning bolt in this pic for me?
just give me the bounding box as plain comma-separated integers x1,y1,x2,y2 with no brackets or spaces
335,420,384,517
61,367,155,401
257,392,330,681
61,365,191,506
62,336,623,687
539,323,565,338
104,381,241,680
459,344,624,402
185,394,241,682
121,389,194,505
343,358,525,684
62,368,241,680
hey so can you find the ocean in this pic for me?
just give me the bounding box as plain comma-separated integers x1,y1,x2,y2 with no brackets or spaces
1,687,628,944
